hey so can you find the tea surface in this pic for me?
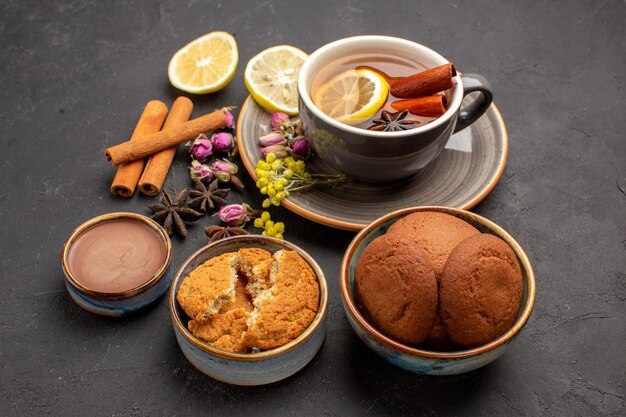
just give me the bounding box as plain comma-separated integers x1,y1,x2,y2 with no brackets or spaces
310,54,437,129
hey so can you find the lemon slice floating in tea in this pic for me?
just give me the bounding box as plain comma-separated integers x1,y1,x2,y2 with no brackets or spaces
244,45,308,115
168,31,238,94
313,69,389,126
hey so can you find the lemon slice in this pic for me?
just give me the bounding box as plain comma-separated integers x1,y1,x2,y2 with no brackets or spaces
244,45,308,115
313,69,389,125
168,31,238,94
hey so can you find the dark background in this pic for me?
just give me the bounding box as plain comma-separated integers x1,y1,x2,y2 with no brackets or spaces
1,1,624,416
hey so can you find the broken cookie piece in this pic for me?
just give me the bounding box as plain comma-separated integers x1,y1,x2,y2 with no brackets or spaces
243,250,320,350
176,248,320,353
176,252,238,323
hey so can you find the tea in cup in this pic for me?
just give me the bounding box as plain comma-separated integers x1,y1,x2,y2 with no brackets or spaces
298,36,493,183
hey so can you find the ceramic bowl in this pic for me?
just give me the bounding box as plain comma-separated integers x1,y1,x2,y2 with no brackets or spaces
340,206,536,375
169,235,328,385
61,212,173,317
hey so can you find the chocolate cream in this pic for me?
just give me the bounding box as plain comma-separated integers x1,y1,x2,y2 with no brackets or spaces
67,219,166,293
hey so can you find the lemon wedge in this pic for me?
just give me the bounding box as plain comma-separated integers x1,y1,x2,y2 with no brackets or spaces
244,45,308,115
313,69,389,125
168,31,238,94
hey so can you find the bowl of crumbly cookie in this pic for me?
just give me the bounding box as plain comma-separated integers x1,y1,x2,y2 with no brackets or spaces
170,235,328,385
340,206,536,375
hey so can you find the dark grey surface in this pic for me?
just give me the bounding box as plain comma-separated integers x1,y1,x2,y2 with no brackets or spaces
1,1,624,416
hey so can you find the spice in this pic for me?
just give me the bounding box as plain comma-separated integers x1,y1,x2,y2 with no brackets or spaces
261,144,289,159
367,110,421,132
290,137,311,158
105,109,228,166
270,112,290,130
110,100,168,197
188,179,229,213
189,134,213,161
212,132,234,152
147,188,203,237
210,159,244,190
222,108,235,129
390,95,447,117
138,97,193,196
358,63,456,99
189,160,213,182
217,204,249,226
258,132,286,147
204,225,249,243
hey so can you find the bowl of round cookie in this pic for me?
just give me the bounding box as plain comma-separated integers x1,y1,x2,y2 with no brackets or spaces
170,235,328,385
340,206,536,375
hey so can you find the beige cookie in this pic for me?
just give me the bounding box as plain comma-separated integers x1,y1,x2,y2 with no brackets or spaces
243,250,320,350
176,252,238,323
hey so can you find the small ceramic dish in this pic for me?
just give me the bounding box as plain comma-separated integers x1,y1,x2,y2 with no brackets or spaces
169,235,328,385
61,212,173,317
340,206,536,375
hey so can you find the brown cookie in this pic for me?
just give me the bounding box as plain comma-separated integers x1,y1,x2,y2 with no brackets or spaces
355,234,438,346
387,211,480,280
422,310,458,351
243,250,320,350
440,233,523,348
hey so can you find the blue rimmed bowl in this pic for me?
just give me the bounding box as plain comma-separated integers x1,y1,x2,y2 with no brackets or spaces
340,206,536,375
169,235,328,385
61,212,173,317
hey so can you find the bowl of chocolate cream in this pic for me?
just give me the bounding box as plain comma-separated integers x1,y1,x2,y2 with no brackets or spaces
61,212,173,316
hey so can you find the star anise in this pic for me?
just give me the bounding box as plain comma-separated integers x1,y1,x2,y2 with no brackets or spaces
148,188,203,238
204,225,249,243
367,110,421,131
188,179,229,213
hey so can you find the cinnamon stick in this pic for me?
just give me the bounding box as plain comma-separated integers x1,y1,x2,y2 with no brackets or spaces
391,63,456,98
138,97,193,196
110,100,168,197
105,109,227,166
390,95,447,117
358,63,456,99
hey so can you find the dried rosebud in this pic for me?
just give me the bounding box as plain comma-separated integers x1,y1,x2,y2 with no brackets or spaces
189,160,213,181
280,123,296,140
270,112,290,130
279,118,303,139
211,159,238,175
261,144,289,159
189,135,213,161
212,132,233,152
212,170,231,182
258,132,286,147
294,119,305,136
217,204,247,226
224,109,234,128
290,137,311,158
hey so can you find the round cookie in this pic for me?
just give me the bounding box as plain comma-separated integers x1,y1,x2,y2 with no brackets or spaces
440,233,523,348
387,211,480,280
422,311,458,351
387,211,480,348
355,234,438,345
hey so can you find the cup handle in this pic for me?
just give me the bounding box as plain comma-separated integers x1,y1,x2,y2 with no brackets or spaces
454,74,493,133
